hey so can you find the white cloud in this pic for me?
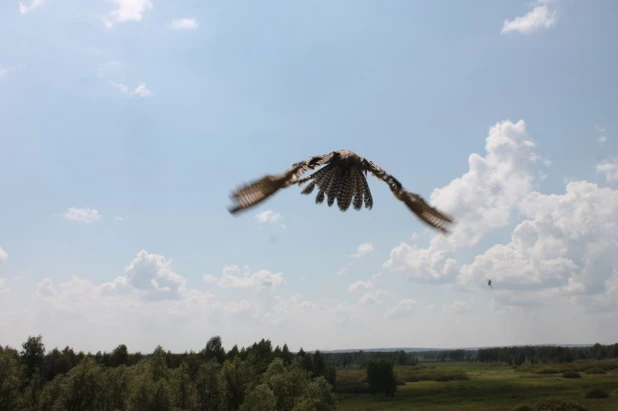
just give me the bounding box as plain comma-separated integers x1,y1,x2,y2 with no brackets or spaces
443,298,475,315
111,81,154,97
596,125,608,145
168,18,199,30
597,158,618,183
28,274,261,351
110,82,129,93
352,242,374,258
133,82,154,97
216,264,284,289
98,62,152,97
0,247,7,262
19,0,45,14
202,274,217,284
348,272,385,304
384,120,543,283
113,216,126,221
334,266,349,276
348,272,381,293
255,210,285,228
63,207,102,223
36,278,57,298
384,241,458,282
99,250,187,301
8,254,320,352
103,0,153,28
383,118,618,315
359,289,387,305
458,181,618,306
501,1,558,35
385,299,417,319
264,294,316,326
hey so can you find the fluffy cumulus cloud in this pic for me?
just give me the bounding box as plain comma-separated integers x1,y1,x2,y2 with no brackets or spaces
255,210,285,228
501,0,558,35
359,290,387,305
352,242,374,258
104,0,153,28
0,246,7,262
210,264,285,289
385,299,417,319
597,158,618,183
383,118,618,315
64,207,102,223
97,250,186,300
460,181,618,309
9,251,314,351
384,120,544,282
168,18,199,30
348,272,386,304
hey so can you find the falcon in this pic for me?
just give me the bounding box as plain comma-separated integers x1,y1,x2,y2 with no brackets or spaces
227,150,454,234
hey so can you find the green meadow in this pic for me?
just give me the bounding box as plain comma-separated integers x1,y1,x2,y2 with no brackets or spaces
335,359,618,411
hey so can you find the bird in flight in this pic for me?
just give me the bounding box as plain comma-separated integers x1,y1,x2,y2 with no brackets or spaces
227,150,454,234
487,279,493,288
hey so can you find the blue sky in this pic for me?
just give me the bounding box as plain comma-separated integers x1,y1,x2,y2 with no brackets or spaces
1,0,618,354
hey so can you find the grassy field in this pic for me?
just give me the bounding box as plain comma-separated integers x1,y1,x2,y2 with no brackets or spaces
335,359,618,410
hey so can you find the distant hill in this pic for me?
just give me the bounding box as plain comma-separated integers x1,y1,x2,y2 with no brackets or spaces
321,344,594,354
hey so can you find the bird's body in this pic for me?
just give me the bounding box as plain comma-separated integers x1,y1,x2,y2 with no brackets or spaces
488,279,493,288
227,150,454,233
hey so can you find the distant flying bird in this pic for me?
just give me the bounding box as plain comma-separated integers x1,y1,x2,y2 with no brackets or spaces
227,150,454,233
487,279,493,288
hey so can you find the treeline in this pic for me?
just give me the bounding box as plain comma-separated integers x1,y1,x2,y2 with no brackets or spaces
0,335,337,411
421,349,476,362
322,348,480,368
322,350,419,369
477,343,618,365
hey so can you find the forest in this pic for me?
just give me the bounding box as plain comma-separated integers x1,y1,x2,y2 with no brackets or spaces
0,335,337,411
2,335,618,410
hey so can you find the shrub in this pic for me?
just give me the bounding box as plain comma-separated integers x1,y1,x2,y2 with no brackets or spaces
562,371,581,378
584,388,609,399
512,405,533,411
537,368,561,374
584,367,606,375
534,398,588,410
366,360,397,398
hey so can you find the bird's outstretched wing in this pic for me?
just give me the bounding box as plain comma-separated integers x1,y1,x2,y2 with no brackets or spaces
364,159,454,234
227,152,335,214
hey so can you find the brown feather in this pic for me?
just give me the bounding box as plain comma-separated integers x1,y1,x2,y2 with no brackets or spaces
227,149,454,234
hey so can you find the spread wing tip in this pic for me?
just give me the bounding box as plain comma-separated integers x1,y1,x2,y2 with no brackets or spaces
396,190,455,235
